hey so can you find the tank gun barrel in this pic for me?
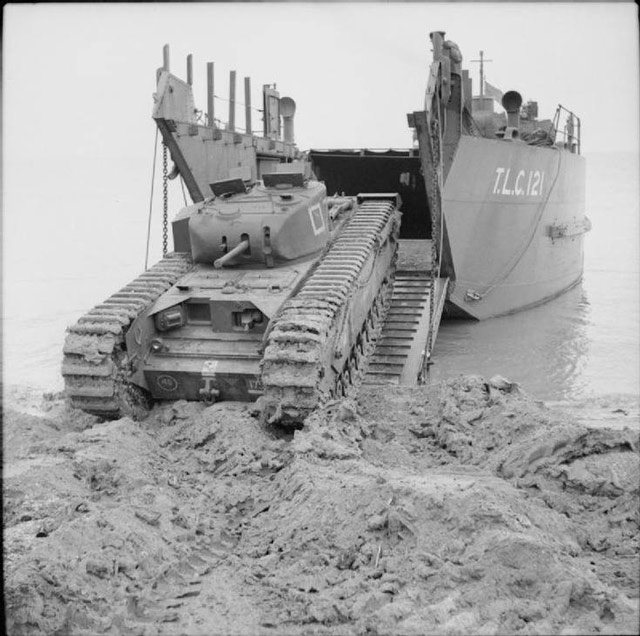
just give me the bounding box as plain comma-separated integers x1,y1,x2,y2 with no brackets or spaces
214,239,250,269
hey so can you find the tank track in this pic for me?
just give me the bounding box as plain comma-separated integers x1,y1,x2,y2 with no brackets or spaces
62,253,193,418
260,199,400,425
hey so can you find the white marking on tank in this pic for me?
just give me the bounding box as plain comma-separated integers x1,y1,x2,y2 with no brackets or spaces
202,360,218,376
200,360,220,402
308,203,325,236
157,374,178,392
515,170,525,195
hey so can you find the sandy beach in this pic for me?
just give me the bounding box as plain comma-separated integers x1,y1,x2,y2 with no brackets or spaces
4,377,638,635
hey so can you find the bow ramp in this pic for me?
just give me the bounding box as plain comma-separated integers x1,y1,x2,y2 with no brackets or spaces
364,239,448,386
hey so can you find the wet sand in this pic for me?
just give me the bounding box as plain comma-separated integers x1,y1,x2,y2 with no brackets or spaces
3,377,639,635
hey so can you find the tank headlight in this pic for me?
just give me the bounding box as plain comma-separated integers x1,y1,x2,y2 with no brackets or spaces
234,308,264,331
155,305,186,332
150,338,165,353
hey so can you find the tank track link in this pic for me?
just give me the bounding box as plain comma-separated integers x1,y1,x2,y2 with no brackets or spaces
62,253,193,418
260,199,400,425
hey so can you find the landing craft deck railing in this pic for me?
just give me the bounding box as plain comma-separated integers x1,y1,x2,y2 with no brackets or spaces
153,45,301,204
552,104,581,154
158,44,265,136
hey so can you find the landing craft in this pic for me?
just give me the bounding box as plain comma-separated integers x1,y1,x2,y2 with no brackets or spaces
312,33,589,321
62,32,588,420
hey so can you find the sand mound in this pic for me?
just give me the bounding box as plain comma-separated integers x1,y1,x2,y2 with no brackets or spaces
3,377,639,635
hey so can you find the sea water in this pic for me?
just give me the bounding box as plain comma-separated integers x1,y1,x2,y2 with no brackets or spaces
430,151,639,402
3,152,638,408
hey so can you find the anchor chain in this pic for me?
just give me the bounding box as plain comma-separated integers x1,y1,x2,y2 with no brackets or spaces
425,116,442,370
162,142,168,256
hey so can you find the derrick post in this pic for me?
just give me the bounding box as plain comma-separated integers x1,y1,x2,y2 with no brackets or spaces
229,70,236,132
207,62,215,127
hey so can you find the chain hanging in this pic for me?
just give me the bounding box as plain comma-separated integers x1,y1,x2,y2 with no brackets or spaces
162,142,168,256
426,118,440,369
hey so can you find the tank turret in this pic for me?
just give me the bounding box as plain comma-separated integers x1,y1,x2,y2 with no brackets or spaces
173,170,329,268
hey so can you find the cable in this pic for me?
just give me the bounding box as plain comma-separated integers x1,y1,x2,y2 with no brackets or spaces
180,176,188,206
213,93,263,113
144,128,159,271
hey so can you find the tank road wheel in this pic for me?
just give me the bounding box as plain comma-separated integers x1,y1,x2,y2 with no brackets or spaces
356,334,364,356
364,315,374,342
350,350,359,372
329,372,344,400
372,298,381,320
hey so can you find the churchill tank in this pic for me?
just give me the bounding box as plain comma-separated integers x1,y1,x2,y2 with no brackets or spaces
63,170,399,424
62,45,400,424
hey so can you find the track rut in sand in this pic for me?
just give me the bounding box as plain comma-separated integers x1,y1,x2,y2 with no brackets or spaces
3,377,639,635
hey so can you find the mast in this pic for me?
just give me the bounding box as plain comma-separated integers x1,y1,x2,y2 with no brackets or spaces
471,50,492,98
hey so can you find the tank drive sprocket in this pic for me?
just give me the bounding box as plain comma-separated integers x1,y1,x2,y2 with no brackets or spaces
260,198,400,425
62,253,193,418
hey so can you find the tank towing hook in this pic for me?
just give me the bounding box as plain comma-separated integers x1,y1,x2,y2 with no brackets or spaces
199,377,220,404
199,361,221,404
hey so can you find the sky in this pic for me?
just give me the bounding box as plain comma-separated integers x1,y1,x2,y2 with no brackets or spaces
4,2,639,160
2,2,639,391
3,1,638,268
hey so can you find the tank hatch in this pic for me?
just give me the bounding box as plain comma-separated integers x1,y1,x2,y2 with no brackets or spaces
262,172,305,188
209,177,247,198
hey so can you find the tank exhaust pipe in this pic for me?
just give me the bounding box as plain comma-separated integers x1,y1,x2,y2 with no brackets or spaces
280,97,296,144
214,239,250,269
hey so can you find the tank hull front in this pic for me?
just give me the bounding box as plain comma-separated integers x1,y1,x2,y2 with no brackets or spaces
442,136,587,320
126,258,317,403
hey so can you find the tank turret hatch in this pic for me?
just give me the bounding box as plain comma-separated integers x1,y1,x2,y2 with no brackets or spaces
210,178,247,198
262,171,305,188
